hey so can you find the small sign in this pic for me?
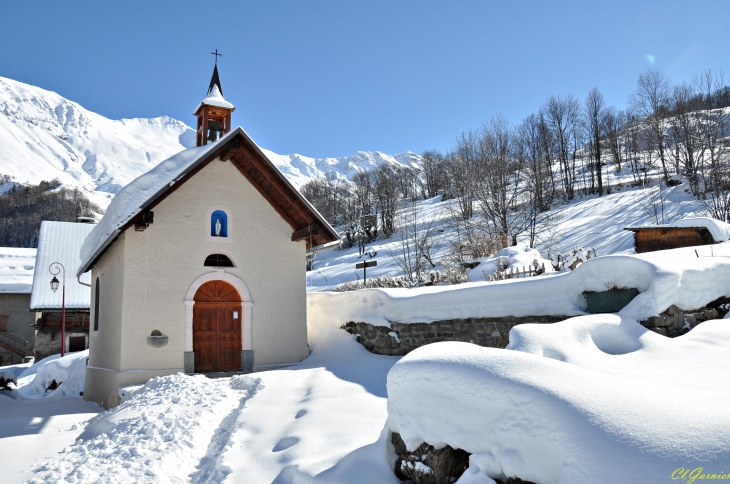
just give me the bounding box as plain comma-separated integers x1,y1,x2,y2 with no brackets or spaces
355,260,377,284
355,261,377,269
233,311,239,320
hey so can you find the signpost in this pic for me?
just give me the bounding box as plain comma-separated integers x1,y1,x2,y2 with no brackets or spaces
355,260,377,284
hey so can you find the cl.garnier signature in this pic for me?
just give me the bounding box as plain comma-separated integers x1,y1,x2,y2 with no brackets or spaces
673,467,730,483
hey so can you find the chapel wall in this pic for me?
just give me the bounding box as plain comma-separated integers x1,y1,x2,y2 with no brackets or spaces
87,232,126,372
118,157,309,372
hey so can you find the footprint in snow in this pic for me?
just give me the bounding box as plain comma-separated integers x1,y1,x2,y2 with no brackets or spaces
295,409,307,419
272,437,300,452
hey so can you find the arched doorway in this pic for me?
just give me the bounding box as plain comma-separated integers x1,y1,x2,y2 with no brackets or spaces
193,280,242,372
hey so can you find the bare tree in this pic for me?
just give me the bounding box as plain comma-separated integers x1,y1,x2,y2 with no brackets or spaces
419,150,448,198
604,108,626,172
545,95,581,200
387,198,442,285
470,115,526,244
447,141,477,221
374,164,399,237
667,81,704,194
629,68,672,182
584,87,607,195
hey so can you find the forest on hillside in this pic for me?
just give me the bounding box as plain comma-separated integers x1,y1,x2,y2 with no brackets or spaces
302,68,730,263
0,176,102,247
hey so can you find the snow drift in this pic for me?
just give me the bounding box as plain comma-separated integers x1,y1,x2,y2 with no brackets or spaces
387,316,730,484
309,252,730,327
16,350,89,399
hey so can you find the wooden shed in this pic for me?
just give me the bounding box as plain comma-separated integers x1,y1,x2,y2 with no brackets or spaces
624,225,716,253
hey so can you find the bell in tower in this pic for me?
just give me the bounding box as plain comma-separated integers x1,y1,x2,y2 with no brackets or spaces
194,59,235,147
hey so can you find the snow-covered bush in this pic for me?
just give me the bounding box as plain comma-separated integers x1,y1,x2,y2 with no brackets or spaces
17,350,88,398
332,269,468,292
551,247,597,271
0,371,17,391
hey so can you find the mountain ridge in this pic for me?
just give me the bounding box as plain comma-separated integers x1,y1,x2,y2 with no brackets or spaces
0,76,420,209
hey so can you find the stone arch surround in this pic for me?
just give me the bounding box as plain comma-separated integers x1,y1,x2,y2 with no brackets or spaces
184,268,254,372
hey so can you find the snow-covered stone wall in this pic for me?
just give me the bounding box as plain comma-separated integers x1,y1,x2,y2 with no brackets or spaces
343,316,565,356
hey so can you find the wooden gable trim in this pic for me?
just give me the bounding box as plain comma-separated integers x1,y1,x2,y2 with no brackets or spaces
118,131,338,249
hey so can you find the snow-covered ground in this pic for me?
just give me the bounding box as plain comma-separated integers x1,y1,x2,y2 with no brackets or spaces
388,316,730,484
0,317,399,484
2,242,730,483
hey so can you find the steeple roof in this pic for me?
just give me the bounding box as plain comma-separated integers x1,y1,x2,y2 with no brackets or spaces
194,64,235,115
208,64,224,97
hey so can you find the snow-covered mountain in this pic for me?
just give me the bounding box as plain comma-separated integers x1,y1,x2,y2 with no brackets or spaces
0,77,194,199
0,76,420,208
262,149,422,188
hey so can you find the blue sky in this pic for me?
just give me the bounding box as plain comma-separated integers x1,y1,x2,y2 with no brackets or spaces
2,1,729,158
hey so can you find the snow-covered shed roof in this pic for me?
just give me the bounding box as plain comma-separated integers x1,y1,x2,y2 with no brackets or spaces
0,247,36,294
624,217,730,242
78,127,339,276
31,221,95,310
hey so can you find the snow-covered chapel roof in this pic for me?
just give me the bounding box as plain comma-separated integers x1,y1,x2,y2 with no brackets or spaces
78,127,339,276
31,221,95,309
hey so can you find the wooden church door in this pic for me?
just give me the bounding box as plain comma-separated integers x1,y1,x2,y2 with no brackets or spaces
193,280,242,372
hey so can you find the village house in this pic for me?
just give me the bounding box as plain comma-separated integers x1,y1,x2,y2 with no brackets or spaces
30,221,95,360
0,247,36,365
80,66,338,408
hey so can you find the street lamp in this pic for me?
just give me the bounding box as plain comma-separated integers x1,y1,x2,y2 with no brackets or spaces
49,262,66,357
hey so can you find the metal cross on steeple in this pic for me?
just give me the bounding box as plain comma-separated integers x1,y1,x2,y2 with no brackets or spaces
211,49,222,64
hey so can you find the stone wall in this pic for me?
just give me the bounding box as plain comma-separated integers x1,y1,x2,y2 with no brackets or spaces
35,330,89,361
391,432,535,484
0,293,35,365
639,303,725,337
344,299,729,358
343,316,566,356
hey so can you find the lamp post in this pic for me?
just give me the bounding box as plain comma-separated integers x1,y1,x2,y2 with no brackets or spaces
49,262,66,357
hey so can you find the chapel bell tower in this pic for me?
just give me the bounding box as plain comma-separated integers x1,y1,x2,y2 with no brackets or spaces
194,59,235,147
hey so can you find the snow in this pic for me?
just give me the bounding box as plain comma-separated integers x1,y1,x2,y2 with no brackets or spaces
308,249,730,327
0,371,17,385
0,397,100,484
194,84,235,112
27,374,261,483
30,221,94,309
0,310,400,484
77,136,229,274
387,315,730,484
262,148,422,190
0,247,36,293
627,216,730,242
0,76,195,205
17,350,89,399
465,244,552,282
0,75,421,211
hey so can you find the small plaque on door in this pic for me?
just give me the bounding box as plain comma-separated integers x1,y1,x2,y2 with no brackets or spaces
233,311,239,320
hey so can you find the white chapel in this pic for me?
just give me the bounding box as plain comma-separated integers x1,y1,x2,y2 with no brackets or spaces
79,65,339,408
